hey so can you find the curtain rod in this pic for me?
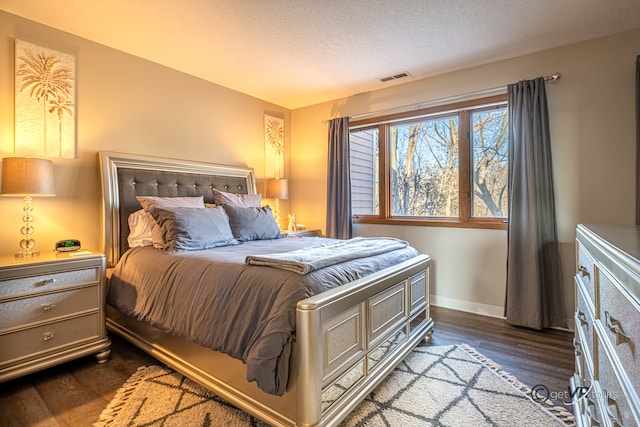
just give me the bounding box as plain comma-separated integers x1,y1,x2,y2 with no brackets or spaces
323,73,561,123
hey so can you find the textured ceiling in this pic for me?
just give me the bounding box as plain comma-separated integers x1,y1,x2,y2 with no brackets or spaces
2,0,640,109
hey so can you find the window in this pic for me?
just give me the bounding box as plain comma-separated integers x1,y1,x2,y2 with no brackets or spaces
350,128,379,215
349,95,508,229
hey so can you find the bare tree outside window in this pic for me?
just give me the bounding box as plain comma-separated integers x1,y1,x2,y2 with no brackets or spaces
349,95,508,229
472,107,509,218
390,116,459,217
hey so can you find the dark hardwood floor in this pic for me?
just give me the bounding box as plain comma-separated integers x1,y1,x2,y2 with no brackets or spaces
0,305,575,426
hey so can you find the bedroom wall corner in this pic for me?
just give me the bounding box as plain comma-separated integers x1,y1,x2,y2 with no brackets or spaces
0,10,291,255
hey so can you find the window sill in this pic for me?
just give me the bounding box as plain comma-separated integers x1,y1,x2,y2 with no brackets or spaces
352,217,508,230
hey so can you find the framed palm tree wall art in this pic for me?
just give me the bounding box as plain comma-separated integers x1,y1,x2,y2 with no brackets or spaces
14,39,76,159
264,114,285,178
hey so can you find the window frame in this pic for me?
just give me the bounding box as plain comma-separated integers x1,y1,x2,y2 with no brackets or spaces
350,94,508,230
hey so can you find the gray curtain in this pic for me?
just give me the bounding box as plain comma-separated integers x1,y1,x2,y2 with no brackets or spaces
326,117,352,239
505,77,566,330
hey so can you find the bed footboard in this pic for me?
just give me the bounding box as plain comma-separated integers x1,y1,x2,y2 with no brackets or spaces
297,254,432,426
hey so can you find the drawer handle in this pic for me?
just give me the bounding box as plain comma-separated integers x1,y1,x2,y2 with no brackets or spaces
40,303,56,311
42,331,54,341
585,395,603,426
577,311,588,327
36,278,56,287
605,311,631,346
578,265,590,278
585,401,602,426
604,391,622,427
573,337,582,355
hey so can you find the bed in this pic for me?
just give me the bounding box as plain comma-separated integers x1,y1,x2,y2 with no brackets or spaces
98,151,433,426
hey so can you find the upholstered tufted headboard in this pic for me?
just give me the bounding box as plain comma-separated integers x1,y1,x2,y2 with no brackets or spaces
98,151,256,268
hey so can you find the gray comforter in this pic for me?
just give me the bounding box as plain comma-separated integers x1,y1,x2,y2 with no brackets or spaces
107,236,419,395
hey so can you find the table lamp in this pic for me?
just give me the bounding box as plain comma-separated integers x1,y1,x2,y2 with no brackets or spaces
266,178,288,228
1,157,56,257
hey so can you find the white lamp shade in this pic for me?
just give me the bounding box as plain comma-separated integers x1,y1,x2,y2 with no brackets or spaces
1,157,56,196
266,178,288,200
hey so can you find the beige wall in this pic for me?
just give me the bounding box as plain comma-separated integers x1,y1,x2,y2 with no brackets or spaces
291,29,640,320
0,11,290,254
2,9,638,323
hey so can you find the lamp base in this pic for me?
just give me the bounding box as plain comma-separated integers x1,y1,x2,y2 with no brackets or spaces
15,250,40,258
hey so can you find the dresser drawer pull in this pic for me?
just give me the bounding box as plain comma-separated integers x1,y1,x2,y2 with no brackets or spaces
578,265,590,278
605,311,631,345
585,395,603,426
573,337,582,355
36,278,56,287
40,302,56,311
604,392,622,427
577,311,588,326
42,331,54,341
586,401,602,426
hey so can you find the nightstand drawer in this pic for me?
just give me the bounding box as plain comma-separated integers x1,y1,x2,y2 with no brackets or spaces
0,313,100,365
282,229,321,237
0,267,100,299
0,286,99,331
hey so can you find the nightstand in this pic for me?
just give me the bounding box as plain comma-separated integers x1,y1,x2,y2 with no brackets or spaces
0,251,111,382
282,229,322,237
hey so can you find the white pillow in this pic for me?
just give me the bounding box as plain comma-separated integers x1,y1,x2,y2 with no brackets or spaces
212,188,261,208
127,209,155,247
135,196,206,248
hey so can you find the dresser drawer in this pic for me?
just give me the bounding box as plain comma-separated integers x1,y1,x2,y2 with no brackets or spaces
573,333,585,378
0,286,99,331
576,241,597,305
599,269,640,392
575,278,595,366
597,333,639,427
0,313,101,366
583,372,608,427
0,267,100,299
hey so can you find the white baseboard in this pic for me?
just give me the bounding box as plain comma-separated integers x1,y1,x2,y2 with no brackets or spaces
431,295,576,332
430,295,505,318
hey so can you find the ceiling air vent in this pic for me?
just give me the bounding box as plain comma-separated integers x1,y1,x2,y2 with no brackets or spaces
380,71,411,83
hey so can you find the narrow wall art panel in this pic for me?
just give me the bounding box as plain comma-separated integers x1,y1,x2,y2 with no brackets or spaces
15,39,76,158
264,114,284,178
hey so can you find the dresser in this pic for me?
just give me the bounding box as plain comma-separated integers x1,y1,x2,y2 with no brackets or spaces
0,252,111,382
572,224,640,427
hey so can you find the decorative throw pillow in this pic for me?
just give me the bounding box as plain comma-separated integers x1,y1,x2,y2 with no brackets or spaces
136,196,206,248
222,204,283,242
149,206,238,252
212,188,261,208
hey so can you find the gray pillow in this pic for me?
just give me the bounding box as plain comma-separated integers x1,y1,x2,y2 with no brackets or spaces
222,204,284,242
212,188,261,208
149,206,238,252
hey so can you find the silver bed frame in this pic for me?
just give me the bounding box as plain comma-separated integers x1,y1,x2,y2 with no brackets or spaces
98,151,433,426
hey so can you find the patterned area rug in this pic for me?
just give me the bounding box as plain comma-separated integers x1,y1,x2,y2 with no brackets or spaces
95,344,575,426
